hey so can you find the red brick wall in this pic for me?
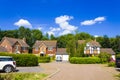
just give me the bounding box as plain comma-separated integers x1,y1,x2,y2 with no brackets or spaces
0,39,12,53
33,47,57,55
32,48,40,54
12,42,21,53
0,39,28,53
46,47,56,55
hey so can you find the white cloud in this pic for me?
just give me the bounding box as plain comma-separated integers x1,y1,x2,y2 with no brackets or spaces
81,20,96,26
50,27,61,32
14,19,32,28
55,15,77,35
81,16,106,26
94,17,105,22
59,30,71,35
55,15,73,24
47,31,55,36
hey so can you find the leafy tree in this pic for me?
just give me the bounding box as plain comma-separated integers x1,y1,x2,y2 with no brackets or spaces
76,43,85,57
57,35,67,48
66,34,76,57
50,34,56,40
42,33,49,40
75,32,94,40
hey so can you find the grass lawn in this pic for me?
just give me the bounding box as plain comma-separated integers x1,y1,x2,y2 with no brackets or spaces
0,73,47,80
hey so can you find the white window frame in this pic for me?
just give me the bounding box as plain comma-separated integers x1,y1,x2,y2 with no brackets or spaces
48,47,53,51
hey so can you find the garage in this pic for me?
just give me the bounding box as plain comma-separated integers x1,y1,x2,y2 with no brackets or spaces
56,48,69,61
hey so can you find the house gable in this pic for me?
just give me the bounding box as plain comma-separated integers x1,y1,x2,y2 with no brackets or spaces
0,37,29,53
32,40,57,56
0,38,13,53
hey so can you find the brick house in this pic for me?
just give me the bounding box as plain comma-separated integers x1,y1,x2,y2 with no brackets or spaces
32,40,57,56
0,37,29,53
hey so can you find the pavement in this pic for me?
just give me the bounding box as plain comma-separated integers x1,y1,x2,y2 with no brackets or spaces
16,66,43,73
40,61,120,80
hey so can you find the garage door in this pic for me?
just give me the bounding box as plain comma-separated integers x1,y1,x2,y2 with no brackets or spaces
62,55,69,61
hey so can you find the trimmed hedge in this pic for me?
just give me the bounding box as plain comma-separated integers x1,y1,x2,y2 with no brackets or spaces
98,52,111,63
0,52,38,66
69,57,101,64
38,56,50,63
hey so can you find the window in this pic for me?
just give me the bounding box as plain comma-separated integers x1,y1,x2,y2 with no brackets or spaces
21,47,26,50
48,47,53,51
35,47,39,51
0,58,13,61
93,47,97,50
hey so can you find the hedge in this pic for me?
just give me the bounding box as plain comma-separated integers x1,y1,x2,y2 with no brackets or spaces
69,57,101,64
38,56,50,63
98,52,111,63
0,52,38,66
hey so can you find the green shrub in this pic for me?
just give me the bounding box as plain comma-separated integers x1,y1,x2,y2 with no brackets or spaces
69,57,101,64
0,52,38,66
98,52,111,63
116,53,120,58
108,62,115,67
38,56,50,63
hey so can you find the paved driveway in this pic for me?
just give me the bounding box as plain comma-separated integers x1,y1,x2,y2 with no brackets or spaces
16,66,43,73
40,62,120,80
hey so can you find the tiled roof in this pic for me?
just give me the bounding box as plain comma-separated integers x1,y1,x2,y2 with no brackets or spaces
0,46,7,52
33,40,57,48
101,48,115,55
1,37,29,47
56,48,68,55
88,41,101,47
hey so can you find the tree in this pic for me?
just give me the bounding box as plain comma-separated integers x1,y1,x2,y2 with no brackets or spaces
102,35,111,48
42,33,49,40
76,43,85,57
75,32,93,40
66,34,76,57
50,34,56,40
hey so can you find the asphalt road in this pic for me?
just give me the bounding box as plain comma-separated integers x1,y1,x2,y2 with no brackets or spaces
16,66,43,73
40,62,120,80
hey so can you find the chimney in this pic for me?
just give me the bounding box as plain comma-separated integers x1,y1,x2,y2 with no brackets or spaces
23,37,26,42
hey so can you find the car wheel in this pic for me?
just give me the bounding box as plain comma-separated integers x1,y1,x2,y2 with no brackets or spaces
4,65,13,73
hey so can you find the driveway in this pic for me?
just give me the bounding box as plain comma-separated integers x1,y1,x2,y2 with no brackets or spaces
16,66,43,73
40,62,120,80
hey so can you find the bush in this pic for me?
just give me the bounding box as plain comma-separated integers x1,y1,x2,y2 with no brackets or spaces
0,52,38,66
116,53,120,58
98,52,111,63
108,62,115,67
38,56,50,63
69,57,101,64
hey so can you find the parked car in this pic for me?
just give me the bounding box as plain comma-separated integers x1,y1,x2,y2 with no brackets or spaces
116,58,120,68
0,56,16,73
56,56,62,62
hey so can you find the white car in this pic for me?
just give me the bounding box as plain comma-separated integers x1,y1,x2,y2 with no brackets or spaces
0,56,16,73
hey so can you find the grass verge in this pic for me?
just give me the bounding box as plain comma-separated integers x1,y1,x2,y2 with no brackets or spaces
0,73,47,80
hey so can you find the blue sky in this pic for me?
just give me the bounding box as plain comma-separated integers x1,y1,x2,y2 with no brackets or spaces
0,0,120,37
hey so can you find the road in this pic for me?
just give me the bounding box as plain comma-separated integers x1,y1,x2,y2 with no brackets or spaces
17,66,43,73
40,62,119,80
